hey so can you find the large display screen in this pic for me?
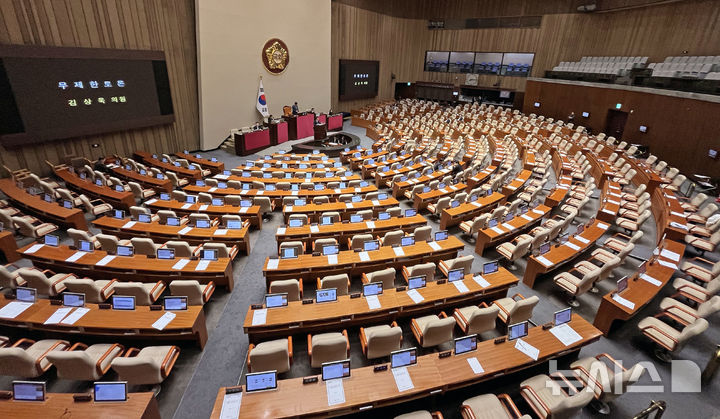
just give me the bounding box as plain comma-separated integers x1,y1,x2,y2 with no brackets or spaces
338,59,379,101
0,45,174,147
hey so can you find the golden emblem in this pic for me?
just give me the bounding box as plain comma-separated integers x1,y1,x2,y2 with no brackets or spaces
262,38,290,74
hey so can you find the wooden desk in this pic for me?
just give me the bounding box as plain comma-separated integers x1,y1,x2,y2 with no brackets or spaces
597,182,622,224
275,215,426,250
53,168,136,211
234,129,271,156
263,236,465,285
349,151,389,170
0,178,87,230
18,243,234,290
183,185,378,207
593,240,685,336
501,170,532,197
133,151,203,180
361,155,414,179
522,220,610,288
391,168,453,198
211,315,601,418
218,174,361,185
0,296,208,348
144,198,262,229
92,216,250,254
175,152,224,174
250,158,338,167
440,192,506,230
475,205,551,256
414,183,468,211
544,176,572,208
110,165,173,193
245,269,517,342
0,392,160,419
282,198,399,223
0,230,20,262
340,148,367,163
374,162,429,188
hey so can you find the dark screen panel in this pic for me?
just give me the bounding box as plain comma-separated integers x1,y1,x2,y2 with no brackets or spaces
338,60,379,101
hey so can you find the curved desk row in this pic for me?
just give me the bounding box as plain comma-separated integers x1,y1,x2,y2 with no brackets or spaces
0,178,87,230
133,151,204,180
144,198,262,229
53,167,136,210
391,167,454,198
182,185,379,206
281,198,400,223
110,166,174,193
174,152,224,174
216,173,362,185
474,205,552,256
440,192,506,230
0,392,160,419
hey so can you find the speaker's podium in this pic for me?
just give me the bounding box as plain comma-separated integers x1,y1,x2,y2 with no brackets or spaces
284,113,314,140
314,123,327,140
269,119,288,145
234,128,270,156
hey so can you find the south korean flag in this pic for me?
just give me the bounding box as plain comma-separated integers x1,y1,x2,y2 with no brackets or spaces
256,80,269,117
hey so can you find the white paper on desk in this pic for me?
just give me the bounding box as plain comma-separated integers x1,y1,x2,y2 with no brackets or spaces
181,203,192,209
257,190,264,196
24,244,44,254
575,236,590,244
550,323,582,346
565,242,581,251
670,211,686,218
669,221,689,230
152,312,176,330
96,255,116,266
178,226,193,235
372,200,381,206
473,275,490,288
44,307,73,325
467,357,484,374
266,259,279,270
521,214,534,221
393,247,405,257
310,225,319,233
122,221,137,229
145,199,157,205
453,280,470,294
359,251,370,262
470,201,482,207
235,207,248,215
335,189,342,194
172,259,190,270
366,221,375,229
355,188,362,193
60,307,90,325
501,223,514,231
195,260,210,271
601,209,614,215
641,274,662,286
251,309,267,326
276,227,286,235
219,392,243,419
597,222,609,230
612,294,635,310
208,187,217,193
328,255,338,265
392,366,415,392
346,203,354,209
326,378,346,406
658,260,678,270
514,338,540,361
0,301,33,319
199,205,209,211
608,199,620,205
536,256,553,267
428,241,442,251
366,295,381,310
660,249,680,262
439,188,448,193
65,251,86,263
532,209,544,215
407,289,425,303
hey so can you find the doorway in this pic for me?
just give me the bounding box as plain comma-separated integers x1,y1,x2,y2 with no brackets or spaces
605,109,628,139
394,82,415,100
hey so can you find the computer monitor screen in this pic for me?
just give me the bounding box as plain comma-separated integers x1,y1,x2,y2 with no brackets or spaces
43,193,52,203
212,198,224,206
435,230,448,241
469,194,478,202
264,293,288,309
554,308,572,326
265,184,276,191
195,219,211,228
617,276,629,293
159,193,170,200
195,180,205,186
44,234,59,246
408,275,426,290
339,182,347,189
390,348,417,369
351,195,362,203
482,260,499,275
16,287,36,303
139,169,147,176
294,199,306,206
227,220,242,229
291,184,299,191
316,288,337,303
401,236,415,247
454,335,478,355
95,179,103,186
447,268,464,282
62,292,85,307
93,382,127,402
113,209,125,219
263,173,271,178
539,242,551,255
218,182,228,189
78,240,93,252
157,248,175,259
321,360,351,381
504,213,513,222
186,195,197,204
378,212,390,221
117,245,134,257
450,200,460,208
166,217,180,227
322,245,339,256
363,240,380,252
288,219,304,227
362,282,383,297
423,187,431,193
164,296,188,311
201,249,218,261
508,321,529,340
359,181,369,187
62,200,73,209
13,381,45,401
350,214,363,223
138,213,151,223
112,295,135,310
488,218,498,228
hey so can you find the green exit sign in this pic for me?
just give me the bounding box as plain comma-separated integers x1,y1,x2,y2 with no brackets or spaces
615,103,622,109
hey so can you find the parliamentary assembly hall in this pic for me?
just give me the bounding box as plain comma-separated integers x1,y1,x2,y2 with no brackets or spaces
0,0,718,418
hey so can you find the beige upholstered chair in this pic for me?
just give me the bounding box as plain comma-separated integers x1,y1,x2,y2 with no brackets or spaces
11,216,57,238
201,243,238,259
496,235,533,270
16,268,75,296
685,231,720,255
112,281,166,305
288,214,308,226
268,279,303,302
171,190,187,201
130,238,160,256
395,411,444,419
554,268,601,307
638,316,708,361
130,206,158,222
461,393,531,419
0,338,70,377
402,262,436,283
492,294,539,325
411,312,455,348
439,254,474,276
67,228,101,249
317,274,350,296
520,373,594,419
0,264,26,289
453,304,500,336
359,322,402,360
111,345,180,385
308,330,350,368
46,342,124,381
680,257,720,283
361,267,396,289
246,337,292,373
63,278,117,303
601,231,643,253
348,234,374,250
571,353,645,413
379,230,404,247
427,197,451,217
78,195,112,216
169,280,215,305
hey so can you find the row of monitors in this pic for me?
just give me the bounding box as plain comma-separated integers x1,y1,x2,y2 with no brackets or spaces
111,209,244,229
243,161,343,169
14,288,189,311
151,154,218,164
283,207,418,229
12,381,128,402
244,308,573,393
42,234,220,260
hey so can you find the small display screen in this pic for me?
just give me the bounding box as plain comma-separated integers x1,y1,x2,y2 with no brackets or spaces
13,381,45,401
212,198,224,206
195,219,211,228
363,240,380,251
294,199,306,206
186,195,197,203
112,295,135,310
322,245,339,256
401,236,415,247
362,282,383,296
320,216,333,225
351,195,362,203
281,248,298,259
201,249,218,261
113,209,125,219
16,287,36,303
408,276,426,290
159,193,170,200
554,308,572,326
450,200,460,208
227,220,242,229
79,240,93,252
435,230,448,241
117,245,133,256
448,268,464,282
157,248,175,259
482,261,499,275
390,348,417,368
265,293,288,308
63,292,85,307
508,321,529,340
454,335,478,355
44,234,59,246
138,213,151,223
163,296,188,310
316,288,337,303
539,242,551,255
94,382,127,402
240,200,252,207
63,200,73,209
350,215,363,223
321,360,351,381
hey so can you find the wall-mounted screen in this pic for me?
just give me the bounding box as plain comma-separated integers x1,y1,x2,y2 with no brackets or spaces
0,45,174,147
425,51,450,72
338,59,379,101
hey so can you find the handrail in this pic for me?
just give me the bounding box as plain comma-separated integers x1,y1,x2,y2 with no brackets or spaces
632,400,666,419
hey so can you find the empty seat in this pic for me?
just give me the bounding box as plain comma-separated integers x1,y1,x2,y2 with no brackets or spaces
520,373,594,418
16,268,75,296
308,330,349,368
110,345,180,385
169,280,215,305
361,267,396,289
317,274,350,296
453,304,500,336
461,393,530,419
46,342,124,381
402,262,436,283
359,322,402,359
411,312,456,348
638,316,708,361
439,254,474,276
0,338,70,377
63,278,117,303
112,281,166,305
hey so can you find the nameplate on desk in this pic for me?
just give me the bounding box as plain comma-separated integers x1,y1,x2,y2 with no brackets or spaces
439,189,447,193
178,226,193,235
601,209,614,215
326,379,346,406
266,259,279,270
657,259,678,270
532,209,544,215
536,256,553,267
122,221,137,229
96,255,116,266
357,251,371,262
60,307,90,325
172,259,190,270
670,211,686,218
607,199,620,205
575,236,590,244
65,251,86,263
549,323,582,346
514,338,540,360
393,247,405,257
564,242,581,251
276,227,286,235
452,280,470,294
328,255,338,265
641,273,662,286
392,366,415,392
152,312,176,330
256,190,264,195
467,357,484,374
612,294,635,309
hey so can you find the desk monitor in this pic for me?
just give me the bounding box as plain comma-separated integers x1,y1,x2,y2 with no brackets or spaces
164,296,188,311
285,173,293,179
264,293,288,309
423,187,431,193
508,321,529,341
241,171,251,177
288,219,304,228
482,260,499,275
454,335,478,355
159,193,170,200
262,163,270,169
351,195,362,203
62,200,73,209
345,171,353,177
195,180,205,186
519,205,529,214
294,199,307,207
378,193,388,200
350,214,363,223
112,295,135,310
227,220,243,229
363,240,380,252
16,287,36,303
117,245,134,257
390,348,417,369
362,282,383,297
488,218,498,228
43,193,53,203
80,172,88,179
265,184,276,191
616,276,629,294
113,209,125,220
298,164,308,169
315,184,325,190
218,182,228,189
195,219,211,228
322,244,339,256
211,157,218,162
450,200,460,209
186,195,197,204
367,159,375,165
95,179,103,186
93,381,127,402
316,288,337,303
405,209,417,218
12,381,45,401
280,247,298,259
167,217,181,227
408,275,426,290
554,307,572,326
339,182,347,189
504,212,514,222
78,240,93,252
139,169,147,176
539,242,551,255
291,184,299,191
435,230,449,241
223,170,231,176
360,181,369,187
486,189,493,197
201,249,218,261
401,236,415,247
447,268,464,282
156,174,164,180
378,212,390,221
245,161,254,167
157,248,175,260
62,292,85,307
44,234,59,247
138,213,152,223
212,198,224,206
320,216,333,226
263,173,271,179
321,360,351,381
